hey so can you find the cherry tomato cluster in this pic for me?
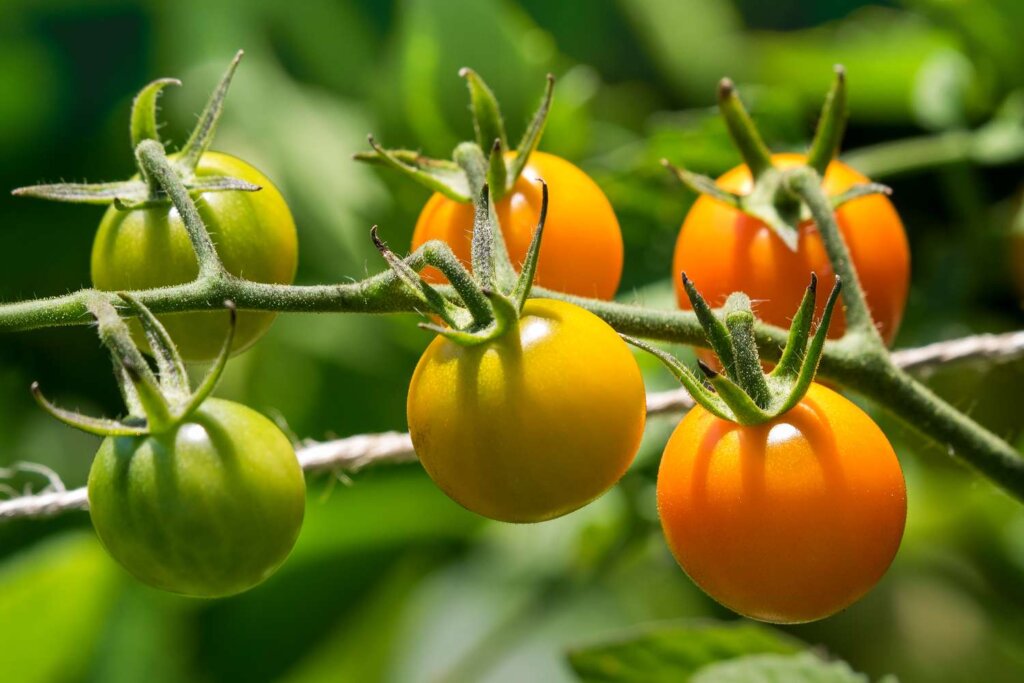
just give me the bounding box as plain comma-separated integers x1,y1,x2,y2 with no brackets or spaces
18,57,917,623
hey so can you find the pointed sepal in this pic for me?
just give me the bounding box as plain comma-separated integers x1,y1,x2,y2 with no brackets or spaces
372,227,463,328
177,50,244,174
179,301,236,420
806,65,848,176
12,180,150,205
359,136,471,201
460,68,508,153
507,73,554,189
717,78,774,179
118,293,189,401
130,77,181,149
511,179,548,311
30,382,148,438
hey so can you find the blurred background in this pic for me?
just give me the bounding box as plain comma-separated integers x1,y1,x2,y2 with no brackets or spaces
1,0,1024,681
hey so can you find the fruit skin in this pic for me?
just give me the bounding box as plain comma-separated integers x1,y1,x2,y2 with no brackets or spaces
673,153,909,345
92,151,298,360
412,151,623,300
407,298,645,523
88,398,306,598
657,383,906,624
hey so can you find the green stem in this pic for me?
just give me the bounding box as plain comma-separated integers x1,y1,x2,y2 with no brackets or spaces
0,279,1021,498
784,166,878,339
134,140,225,279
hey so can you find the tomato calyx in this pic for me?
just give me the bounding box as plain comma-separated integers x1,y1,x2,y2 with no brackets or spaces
12,51,261,211
31,294,237,437
372,178,549,346
626,273,842,425
355,69,554,204
663,66,891,251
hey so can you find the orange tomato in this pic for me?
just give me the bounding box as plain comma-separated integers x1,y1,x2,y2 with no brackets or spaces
673,154,909,347
657,382,906,623
412,151,623,300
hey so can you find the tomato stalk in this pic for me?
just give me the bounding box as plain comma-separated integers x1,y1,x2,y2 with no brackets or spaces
31,295,237,438
625,274,840,425
665,67,887,251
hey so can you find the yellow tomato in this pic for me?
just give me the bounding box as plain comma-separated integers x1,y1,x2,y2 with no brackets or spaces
407,299,646,522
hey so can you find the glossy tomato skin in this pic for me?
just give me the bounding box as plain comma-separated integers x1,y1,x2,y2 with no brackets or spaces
92,152,298,361
88,398,306,597
674,154,909,346
657,383,906,623
407,299,645,522
412,151,623,300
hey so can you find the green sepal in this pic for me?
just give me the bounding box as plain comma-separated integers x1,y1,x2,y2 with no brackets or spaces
487,139,509,201
622,336,733,422
511,179,548,312
178,301,236,420
717,78,774,179
506,73,554,190
356,72,554,203
12,181,150,205
130,77,181,149
681,273,737,377
633,276,843,425
118,293,189,402
13,174,259,210
460,68,508,153
360,137,471,201
829,182,891,209
806,66,848,176
30,382,148,438
176,50,244,174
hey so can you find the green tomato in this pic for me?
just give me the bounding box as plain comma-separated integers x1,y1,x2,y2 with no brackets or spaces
88,398,306,598
91,151,298,361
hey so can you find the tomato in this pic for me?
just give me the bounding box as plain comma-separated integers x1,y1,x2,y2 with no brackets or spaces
674,154,909,348
88,398,306,597
407,298,645,522
657,383,906,623
92,151,298,361
412,151,623,300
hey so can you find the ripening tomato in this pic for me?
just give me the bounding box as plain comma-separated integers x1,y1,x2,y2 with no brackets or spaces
412,151,623,300
92,151,298,361
674,153,909,346
88,398,306,598
657,383,906,623
407,298,645,522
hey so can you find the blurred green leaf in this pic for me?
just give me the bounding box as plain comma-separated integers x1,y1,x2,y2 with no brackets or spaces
566,619,803,682
0,533,119,683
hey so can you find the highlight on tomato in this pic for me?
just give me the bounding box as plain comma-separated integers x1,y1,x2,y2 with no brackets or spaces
31,295,305,598
627,273,906,623
14,52,298,361
358,69,623,300
373,180,645,523
666,69,909,349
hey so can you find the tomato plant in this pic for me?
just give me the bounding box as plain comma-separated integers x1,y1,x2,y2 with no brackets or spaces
89,397,305,597
657,382,906,623
413,151,622,299
93,151,297,360
407,298,645,522
674,153,909,345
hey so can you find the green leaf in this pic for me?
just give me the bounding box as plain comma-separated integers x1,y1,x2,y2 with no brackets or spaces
567,620,803,682
0,533,120,683
691,652,897,683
